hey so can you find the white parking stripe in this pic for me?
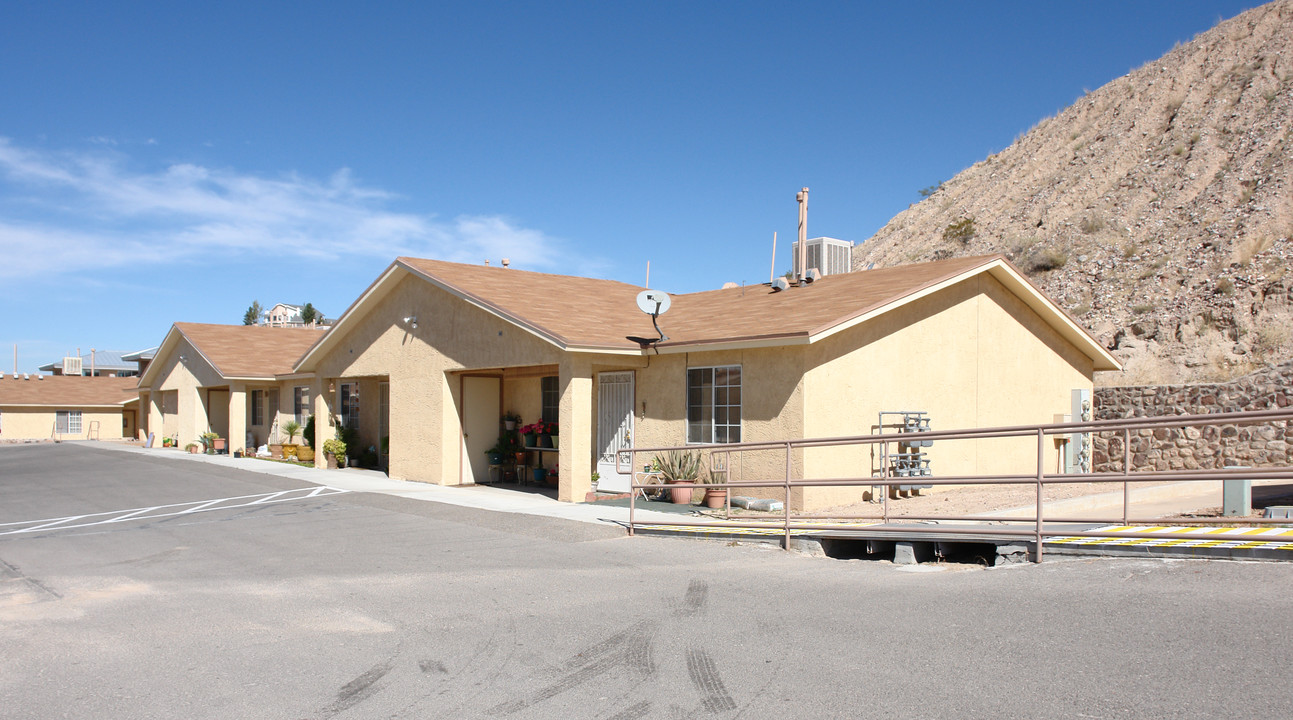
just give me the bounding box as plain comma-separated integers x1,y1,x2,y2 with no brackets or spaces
0,487,350,536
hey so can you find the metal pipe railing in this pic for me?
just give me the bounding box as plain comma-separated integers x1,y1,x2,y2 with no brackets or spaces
624,409,1293,561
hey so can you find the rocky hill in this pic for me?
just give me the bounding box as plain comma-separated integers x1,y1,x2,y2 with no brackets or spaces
854,1,1293,386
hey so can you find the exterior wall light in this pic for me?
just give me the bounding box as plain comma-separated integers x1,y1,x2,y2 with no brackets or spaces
404,315,418,329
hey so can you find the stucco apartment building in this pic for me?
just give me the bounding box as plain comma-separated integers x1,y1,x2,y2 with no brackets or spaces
282,254,1117,510
0,374,139,441
136,324,327,449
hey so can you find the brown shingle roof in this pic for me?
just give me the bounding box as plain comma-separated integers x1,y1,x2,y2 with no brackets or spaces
174,323,326,378
0,375,138,407
399,254,1004,349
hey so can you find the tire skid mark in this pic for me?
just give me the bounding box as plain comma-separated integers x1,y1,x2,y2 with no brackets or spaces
320,660,393,718
0,556,61,601
676,579,708,617
489,620,659,716
686,646,736,713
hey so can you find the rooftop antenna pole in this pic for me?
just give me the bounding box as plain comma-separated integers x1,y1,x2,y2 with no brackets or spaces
91,348,96,377
796,187,809,284
645,260,651,289
769,231,777,285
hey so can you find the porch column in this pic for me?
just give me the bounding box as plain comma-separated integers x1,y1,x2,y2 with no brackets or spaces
311,376,330,468
229,382,247,455
558,353,594,502
147,391,161,443
178,387,202,446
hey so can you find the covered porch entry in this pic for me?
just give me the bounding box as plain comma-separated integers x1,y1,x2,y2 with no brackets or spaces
451,362,638,500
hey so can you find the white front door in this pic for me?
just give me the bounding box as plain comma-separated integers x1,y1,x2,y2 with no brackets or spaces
461,376,500,485
596,372,635,492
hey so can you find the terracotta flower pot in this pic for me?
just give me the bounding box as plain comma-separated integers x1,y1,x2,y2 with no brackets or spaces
669,480,693,505
325,452,339,469
703,487,728,509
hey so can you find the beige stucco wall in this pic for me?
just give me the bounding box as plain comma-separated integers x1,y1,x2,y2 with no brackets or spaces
309,272,579,490
624,347,806,502
800,273,1095,509
0,407,126,440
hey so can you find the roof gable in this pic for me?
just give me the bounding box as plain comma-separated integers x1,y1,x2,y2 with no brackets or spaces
297,255,1120,372
140,323,326,384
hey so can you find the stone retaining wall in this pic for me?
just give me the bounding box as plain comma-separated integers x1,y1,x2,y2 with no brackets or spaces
1092,361,1293,472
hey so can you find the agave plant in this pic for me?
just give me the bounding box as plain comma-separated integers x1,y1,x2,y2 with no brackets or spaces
653,449,704,484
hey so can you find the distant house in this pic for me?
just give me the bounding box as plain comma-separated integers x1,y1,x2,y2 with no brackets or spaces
290,254,1120,510
260,303,330,328
135,323,327,450
0,374,139,441
37,349,138,377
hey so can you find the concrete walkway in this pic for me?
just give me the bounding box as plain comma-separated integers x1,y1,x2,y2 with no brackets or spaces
87,442,688,528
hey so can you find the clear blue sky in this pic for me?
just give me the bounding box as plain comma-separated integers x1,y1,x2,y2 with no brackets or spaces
0,1,1258,373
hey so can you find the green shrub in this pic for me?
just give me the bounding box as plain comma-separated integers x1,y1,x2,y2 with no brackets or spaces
942,217,976,245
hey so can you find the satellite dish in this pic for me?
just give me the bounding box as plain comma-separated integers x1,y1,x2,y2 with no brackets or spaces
635,290,671,316
631,289,671,346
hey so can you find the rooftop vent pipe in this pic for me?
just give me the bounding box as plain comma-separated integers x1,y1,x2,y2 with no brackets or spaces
796,188,809,285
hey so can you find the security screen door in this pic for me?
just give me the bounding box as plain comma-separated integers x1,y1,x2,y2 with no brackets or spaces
596,372,635,492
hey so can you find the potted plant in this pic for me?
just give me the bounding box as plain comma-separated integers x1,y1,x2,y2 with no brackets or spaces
549,421,559,449
339,426,361,467
520,422,542,448
185,442,200,454
701,472,728,509
503,411,521,431
200,431,219,454
296,445,315,462
654,449,703,505
322,437,346,469
281,420,302,459
522,421,556,448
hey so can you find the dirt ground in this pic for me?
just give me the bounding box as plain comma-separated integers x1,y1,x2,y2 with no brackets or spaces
809,481,1171,519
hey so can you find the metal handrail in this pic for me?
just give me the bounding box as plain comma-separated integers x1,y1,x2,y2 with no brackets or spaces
625,408,1293,562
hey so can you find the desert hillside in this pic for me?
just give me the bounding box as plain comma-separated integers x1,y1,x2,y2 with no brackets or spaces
854,1,1293,385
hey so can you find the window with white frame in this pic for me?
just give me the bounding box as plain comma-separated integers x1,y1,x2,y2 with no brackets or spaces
56,410,83,435
250,390,265,426
340,382,360,431
294,386,310,425
687,366,741,444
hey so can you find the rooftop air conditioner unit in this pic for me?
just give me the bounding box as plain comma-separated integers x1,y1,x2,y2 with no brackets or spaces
792,237,853,278
63,356,83,375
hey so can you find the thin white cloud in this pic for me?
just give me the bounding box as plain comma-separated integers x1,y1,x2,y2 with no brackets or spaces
0,137,572,279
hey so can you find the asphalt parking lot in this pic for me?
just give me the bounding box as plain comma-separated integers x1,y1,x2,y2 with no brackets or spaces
3,442,1293,719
